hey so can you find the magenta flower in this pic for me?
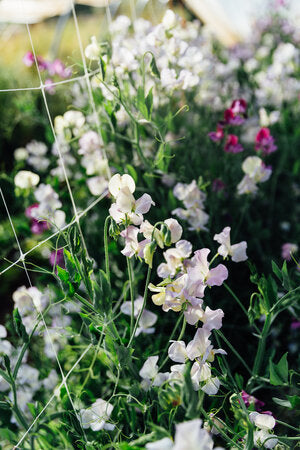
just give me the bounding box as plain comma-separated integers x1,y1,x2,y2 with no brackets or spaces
23,51,35,67
231,98,247,115
50,248,65,268
208,125,224,142
291,319,300,330
48,59,72,79
25,204,49,234
224,108,245,126
255,128,277,155
241,390,265,411
224,134,244,153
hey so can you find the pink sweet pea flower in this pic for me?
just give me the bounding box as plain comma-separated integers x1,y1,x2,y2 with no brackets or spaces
255,128,277,155
281,242,298,261
120,226,149,258
224,108,245,126
241,390,265,411
224,135,244,154
44,79,55,95
48,59,72,78
25,204,49,234
187,248,228,288
208,124,224,142
231,98,247,115
23,51,35,67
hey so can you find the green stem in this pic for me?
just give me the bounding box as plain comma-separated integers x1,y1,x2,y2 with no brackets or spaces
158,314,185,371
127,266,152,347
275,419,300,433
126,257,135,337
215,329,252,374
252,314,272,377
104,216,111,284
224,282,260,334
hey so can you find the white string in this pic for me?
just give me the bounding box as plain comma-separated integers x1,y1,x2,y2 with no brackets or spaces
70,1,111,179
0,69,100,93
13,343,92,449
0,185,87,443
25,20,90,258
0,189,108,276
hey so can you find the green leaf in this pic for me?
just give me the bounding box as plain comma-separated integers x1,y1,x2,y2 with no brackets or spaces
281,261,291,290
150,54,160,78
287,395,300,409
0,401,11,410
13,308,29,343
182,362,198,419
99,56,106,80
145,87,153,119
271,260,282,282
269,352,288,386
137,86,148,119
125,164,138,183
272,397,292,408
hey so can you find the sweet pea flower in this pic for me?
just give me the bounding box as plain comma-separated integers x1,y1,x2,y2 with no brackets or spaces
255,128,277,155
249,412,277,449
139,356,169,390
120,226,149,258
121,295,157,336
168,328,226,393
146,419,223,450
14,170,40,189
187,249,228,288
241,391,265,410
44,78,55,95
231,98,247,115
23,51,34,67
108,173,136,197
208,125,224,142
157,240,192,278
213,226,247,262
281,242,298,261
80,398,114,431
242,156,272,183
224,108,245,126
224,134,244,153
162,9,177,29
85,36,100,61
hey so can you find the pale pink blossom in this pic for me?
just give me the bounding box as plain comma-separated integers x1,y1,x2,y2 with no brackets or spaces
213,226,247,262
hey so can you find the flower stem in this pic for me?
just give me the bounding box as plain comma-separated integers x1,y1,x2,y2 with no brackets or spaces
127,265,151,347
252,314,272,377
126,256,135,337
104,216,111,284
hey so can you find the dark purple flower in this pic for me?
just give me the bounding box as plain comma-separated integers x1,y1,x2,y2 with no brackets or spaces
36,56,49,72
212,178,226,192
31,219,49,235
224,108,245,126
291,319,300,330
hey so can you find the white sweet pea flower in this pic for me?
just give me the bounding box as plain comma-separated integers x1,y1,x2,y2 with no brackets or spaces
157,239,192,278
139,356,169,390
146,437,173,450
85,36,100,61
87,176,108,196
14,170,40,189
14,147,28,161
168,341,188,363
164,218,182,243
162,9,177,29
121,295,157,336
249,412,276,430
253,430,278,449
213,226,247,262
108,173,136,197
0,325,7,338
237,175,258,195
242,156,272,184
80,398,114,431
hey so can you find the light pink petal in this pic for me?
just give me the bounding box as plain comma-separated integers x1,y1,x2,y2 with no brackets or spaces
231,241,248,262
135,193,155,214
206,264,228,286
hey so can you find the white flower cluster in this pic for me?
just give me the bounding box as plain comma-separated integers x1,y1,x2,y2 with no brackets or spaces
32,183,66,229
172,180,209,232
80,398,114,431
250,412,278,449
237,156,272,195
145,418,224,450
